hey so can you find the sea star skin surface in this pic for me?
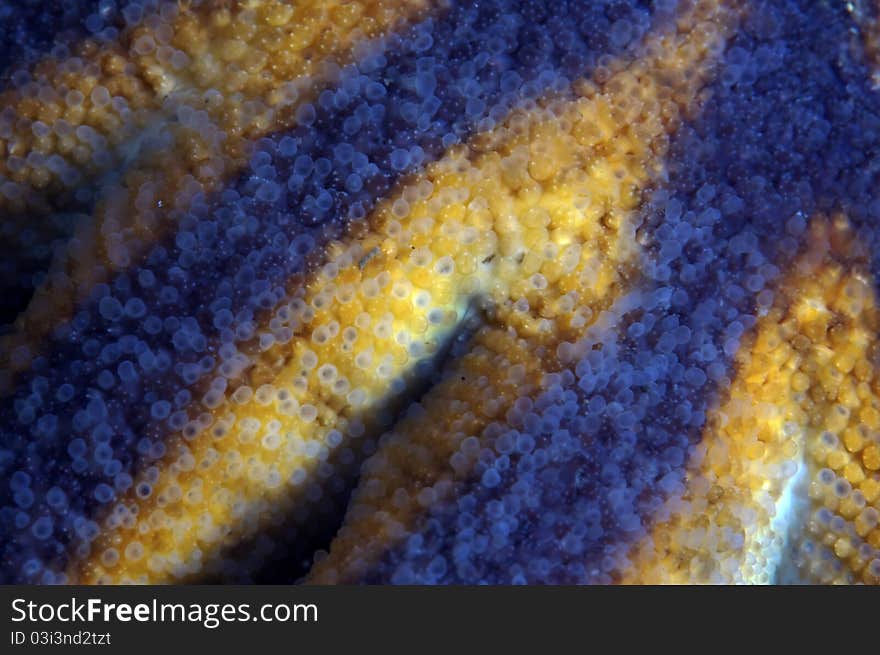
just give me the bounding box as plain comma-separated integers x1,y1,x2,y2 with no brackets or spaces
0,0,435,388
2,0,880,585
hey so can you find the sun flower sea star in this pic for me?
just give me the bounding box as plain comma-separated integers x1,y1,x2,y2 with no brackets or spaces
2,0,880,585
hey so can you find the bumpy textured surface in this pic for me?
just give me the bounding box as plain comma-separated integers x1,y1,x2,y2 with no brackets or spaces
2,0,880,585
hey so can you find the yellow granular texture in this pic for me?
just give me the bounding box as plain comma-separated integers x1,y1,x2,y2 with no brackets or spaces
307,325,552,583
625,214,880,584
308,0,744,583
0,0,434,393
785,221,880,584
68,88,643,583
67,0,740,584
0,0,432,212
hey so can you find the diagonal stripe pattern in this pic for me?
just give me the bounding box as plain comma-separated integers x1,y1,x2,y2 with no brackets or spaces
2,0,880,585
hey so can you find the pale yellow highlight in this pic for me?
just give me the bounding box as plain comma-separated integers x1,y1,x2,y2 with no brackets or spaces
626,215,880,584
70,0,743,584
0,0,436,393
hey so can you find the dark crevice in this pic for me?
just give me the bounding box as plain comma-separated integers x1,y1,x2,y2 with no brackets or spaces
195,301,487,584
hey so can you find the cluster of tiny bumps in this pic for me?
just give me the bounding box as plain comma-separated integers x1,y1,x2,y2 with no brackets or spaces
2,0,880,584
